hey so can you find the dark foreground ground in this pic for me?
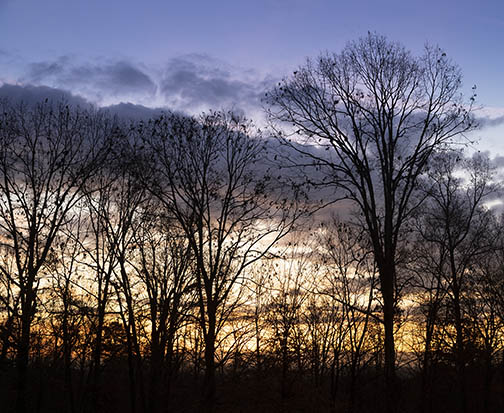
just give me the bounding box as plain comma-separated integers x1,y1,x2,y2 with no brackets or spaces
0,362,502,412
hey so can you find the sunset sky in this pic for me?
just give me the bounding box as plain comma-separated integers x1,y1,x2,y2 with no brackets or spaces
1,0,503,154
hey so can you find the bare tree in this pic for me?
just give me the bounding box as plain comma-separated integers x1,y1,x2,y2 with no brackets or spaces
141,111,300,411
475,216,504,411
265,33,474,412
407,231,447,413
316,218,378,412
128,205,195,413
75,160,124,412
0,101,113,413
107,157,149,413
246,261,271,376
44,208,89,413
263,242,311,408
465,259,503,413
413,151,497,413
73,134,151,413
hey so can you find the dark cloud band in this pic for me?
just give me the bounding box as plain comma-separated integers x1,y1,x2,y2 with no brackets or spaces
23,57,157,102
11,54,275,116
475,115,504,129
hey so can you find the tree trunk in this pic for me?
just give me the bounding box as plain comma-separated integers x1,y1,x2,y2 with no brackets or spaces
16,285,36,413
483,352,493,413
202,311,216,413
349,353,359,413
279,326,290,412
421,306,436,413
255,307,262,373
149,330,161,413
329,352,340,413
379,260,397,413
63,305,75,413
453,287,467,413
90,298,106,413
162,316,179,410
16,340,29,413
125,330,137,413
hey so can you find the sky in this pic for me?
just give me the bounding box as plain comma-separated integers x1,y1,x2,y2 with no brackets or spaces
1,0,504,155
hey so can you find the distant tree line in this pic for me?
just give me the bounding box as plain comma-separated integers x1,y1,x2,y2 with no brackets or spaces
0,33,503,413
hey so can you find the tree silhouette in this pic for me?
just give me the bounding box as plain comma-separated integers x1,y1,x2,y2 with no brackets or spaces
128,203,195,413
265,32,474,412
413,151,497,412
0,101,113,413
140,111,300,411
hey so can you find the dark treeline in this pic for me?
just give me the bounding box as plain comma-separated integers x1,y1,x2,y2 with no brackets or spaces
1,33,504,413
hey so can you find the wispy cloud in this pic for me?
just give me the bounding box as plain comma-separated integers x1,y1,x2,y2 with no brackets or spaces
475,115,504,129
489,152,504,171
12,54,276,116
472,106,504,129
0,83,90,107
22,57,157,104
159,54,270,113
0,83,170,122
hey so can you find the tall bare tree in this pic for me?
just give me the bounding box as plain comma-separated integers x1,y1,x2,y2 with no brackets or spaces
413,151,497,413
475,215,504,411
44,207,89,413
317,219,378,413
130,208,194,413
0,101,113,413
263,242,311,408
141,111,299,411
72,133,150,413
265,32,474,412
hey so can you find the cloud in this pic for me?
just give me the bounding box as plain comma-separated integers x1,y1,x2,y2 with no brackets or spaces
23,57,157,104
26,58,67,83
100,102,166,121
12,54,277,118
0,84,169,122
475,115,504,129
490,154,504,168
472,106,504,130
0,83,90,108
71,61,157,96
159,54,273,114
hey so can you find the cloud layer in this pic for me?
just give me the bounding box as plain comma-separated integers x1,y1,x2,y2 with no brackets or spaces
475,115,504,129
0,83,90,107
6,54,274,117
12,53,504,133
23,57,157,104
0,84,168,122
159,55,269,112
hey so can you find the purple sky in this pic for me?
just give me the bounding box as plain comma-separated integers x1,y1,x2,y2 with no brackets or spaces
1,0,503,153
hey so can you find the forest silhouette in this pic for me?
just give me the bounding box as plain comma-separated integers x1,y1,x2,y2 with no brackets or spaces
0,33,502,413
